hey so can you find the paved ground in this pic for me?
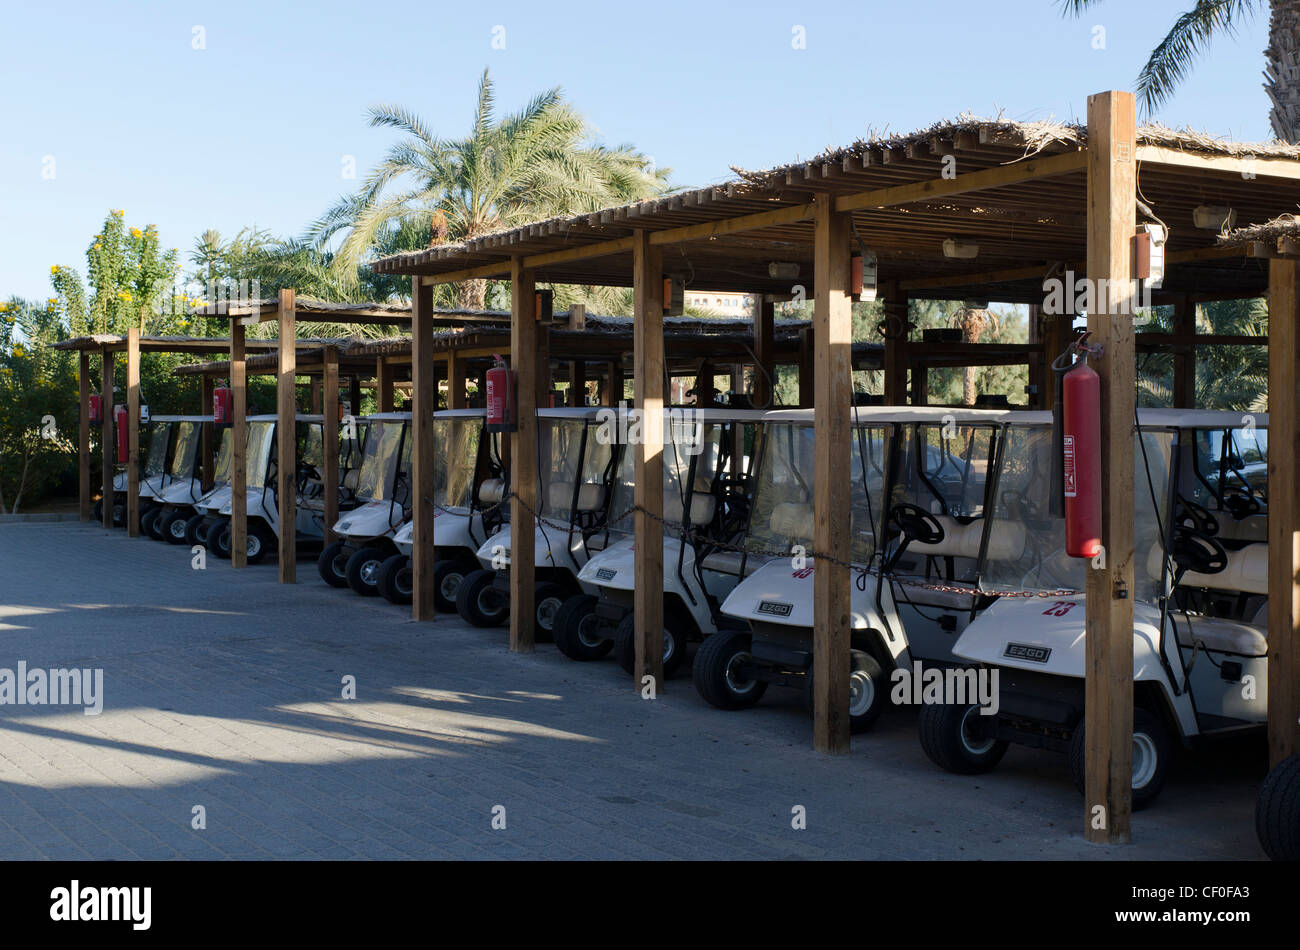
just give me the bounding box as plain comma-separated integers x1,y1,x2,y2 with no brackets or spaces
0,522,1267,860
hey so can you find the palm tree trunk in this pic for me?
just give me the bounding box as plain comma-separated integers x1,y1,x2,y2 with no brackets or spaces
455,279,488,311
1266,0,1300,143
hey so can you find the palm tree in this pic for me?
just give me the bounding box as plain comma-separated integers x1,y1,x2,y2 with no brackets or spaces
1060,1,1300,142
312,68,670,309
1136,298,1268,410
950,306,1000,405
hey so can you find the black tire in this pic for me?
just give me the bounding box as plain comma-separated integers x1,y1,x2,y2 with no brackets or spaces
111,501,126,528
456,569,509,628
614,608,690,678
212,520,233,559
245,521,274,565
692,627,767,710
378,555,413,605
432,558,473,613
183,513,207,547
317,540,351,587
919,700,1009,775
803,649,888,733
532,582,566,643
1068,707,1171,811
141,507,163,539
552,595,611,661
1257,754,1300,861
346,546,388,596
161,509,191,544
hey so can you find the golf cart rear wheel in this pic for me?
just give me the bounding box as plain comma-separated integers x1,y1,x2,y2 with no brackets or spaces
532,582,565,643
1068,707,1170,811
456,569,509,628
346,547,388,596
1256,754,1300,861
245,521,274,565
432,559,472,613
378,555,413,605
148,508,172,541
162,510,191,544
552,595,611,661
141,507,163,539
803,650,888,733
693,628,766,710
614,609,689,678
317,541,351,587
919,700,1009,775
184,514,207,547
212,520,233,559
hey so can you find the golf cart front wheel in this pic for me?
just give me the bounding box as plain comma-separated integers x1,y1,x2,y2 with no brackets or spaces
141,507,163,539
532,582,566,643
1256,754,1300,861
614,609,689,678
162,509,191,544
184,514,208,547
456,569,509,628
552,595,610,661
432,559,472,613
1068,707,1171,811
346,547,388,596
317,541,351,587
378,555,412,605
803,649,888,733
693,628,766,710
245,521,274,565
212,520,233,559
919,700,1009,775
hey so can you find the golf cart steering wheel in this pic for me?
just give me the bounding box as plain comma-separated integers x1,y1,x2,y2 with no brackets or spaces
890,503,945,546
1222,485,1261,520
1170,526,1229,577
1175,497,1219,536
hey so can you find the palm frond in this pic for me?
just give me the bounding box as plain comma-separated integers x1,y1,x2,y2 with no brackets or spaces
1136,0,1261,114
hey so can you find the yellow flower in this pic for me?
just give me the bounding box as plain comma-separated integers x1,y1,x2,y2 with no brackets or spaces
130,228,142,238
51,265,59,274
0,304,7,312
113,209,125,216
94,244,101,250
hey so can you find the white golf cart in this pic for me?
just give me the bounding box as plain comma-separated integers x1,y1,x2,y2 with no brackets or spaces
95,417,179,528
694,407,1029,732
375,409,508,607
553,408,766,678
919,410,1269,810
455,407,621,637
144,417,216,543
316,412,413,595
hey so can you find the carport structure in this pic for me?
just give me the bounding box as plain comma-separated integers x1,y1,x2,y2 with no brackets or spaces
372,90,1300,843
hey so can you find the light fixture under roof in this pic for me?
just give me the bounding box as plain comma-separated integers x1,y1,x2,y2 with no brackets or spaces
1193,205,1236,231
942,238,979,260
767,262,800,280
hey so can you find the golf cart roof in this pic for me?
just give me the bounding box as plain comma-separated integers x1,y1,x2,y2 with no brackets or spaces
761,407,1053,426
150,415,214,422
1136,408,1267,429
362,412,411,421
436,408,486,418
538,407,607,420
246,414,326,423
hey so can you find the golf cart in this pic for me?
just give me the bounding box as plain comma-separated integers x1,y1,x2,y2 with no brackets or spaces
143,417,215,542
553,408,765,678
918,410,1269,810
94,417,178,528
316,412,413,595
375,409,508,607
455,407,621,637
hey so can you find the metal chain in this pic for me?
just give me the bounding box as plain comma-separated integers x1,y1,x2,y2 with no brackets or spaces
423,490,1082,598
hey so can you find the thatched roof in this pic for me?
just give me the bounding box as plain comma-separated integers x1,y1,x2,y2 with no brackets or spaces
1218,212,1300,248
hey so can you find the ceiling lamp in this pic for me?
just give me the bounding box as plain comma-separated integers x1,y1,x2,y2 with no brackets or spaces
943,238,979,259
767,262,800,280
1193,205,1236,231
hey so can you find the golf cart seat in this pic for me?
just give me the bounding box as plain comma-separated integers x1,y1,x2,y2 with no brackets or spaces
662,492,716,528
1218,513,1267,544
342,469,360,491
479,478,506,505
769,502,811,539
1145,541,1268,595
909,515,1026,561
547,481,607,513
1175,616,1268,657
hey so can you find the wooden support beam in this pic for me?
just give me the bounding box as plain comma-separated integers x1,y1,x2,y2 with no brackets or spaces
411,279,438,621
812,193,853,754
1135,144,1300,181
696,360,715,408
100,348,113,528
310,377,322,414
126,328,140,538
753,297,775,407
376,358,394,412
230,321,247,569
200,375,215,492
1040,311,1077,411
1267,257,1300,766
798,327,814,407
632,231,665,691
323,345,340,544
349,375,362,417
609,360,625,406
537,326,552,407
277,289,297,583
509,259,538,652
569,360,586,407
882,283,909,404
569,303,586,331
78,352,90,521
1084,90,1137,845
1172,296,1196,408
447,348,466,410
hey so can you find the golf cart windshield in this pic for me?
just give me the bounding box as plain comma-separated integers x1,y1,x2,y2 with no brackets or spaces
893,422,996,519
167,422,199,477
981,425,1174,603
355,421,406,502
604,416,728,538
1190,425,1268,516
213,428,233,482
143,422,171,477
246,422,275,490
746,422,889,565
433,416,482,510
540,417,614,520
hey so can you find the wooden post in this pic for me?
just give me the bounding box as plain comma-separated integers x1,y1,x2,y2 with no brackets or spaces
78,351,90,521
569,360,586,407
510,259,538,652
447,349,466,410
911,364,928,405
127,329,140,538
1084,89,1137,844
754,297,776,407
812,193,853,753
100,348,113,528
537,325,551,406
323,345,340,544
696,360,715,408
883,282,909,404
349,375,362,417
276,289,297,582
200,375,214,492
230,320,247,569
798,327,814,407
1268,258,1300,766
1041,311,1077,411
412,279,438,621
610,360,625,406
1172,296,1196,408
377,358,394,412
633,231,665,690
569,303,587,331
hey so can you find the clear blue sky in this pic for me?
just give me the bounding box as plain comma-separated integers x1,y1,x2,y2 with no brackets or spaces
0,0,1274,302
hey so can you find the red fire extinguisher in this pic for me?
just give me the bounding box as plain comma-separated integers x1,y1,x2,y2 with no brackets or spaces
1062,356,1102,559
213,385,232,423
486,356,517,433
88,393,102,424
114,404,129,464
